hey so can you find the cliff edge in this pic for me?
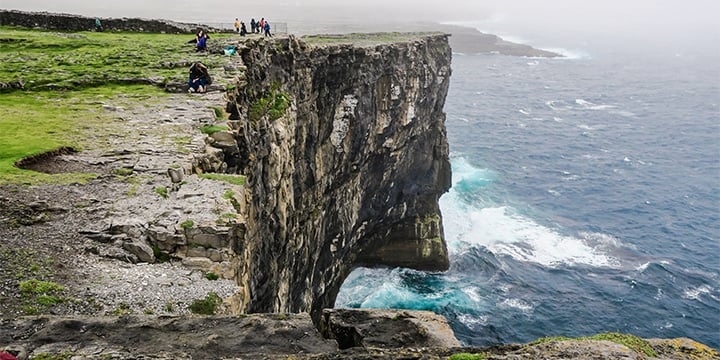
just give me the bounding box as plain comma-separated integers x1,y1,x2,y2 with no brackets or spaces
224,33,452,321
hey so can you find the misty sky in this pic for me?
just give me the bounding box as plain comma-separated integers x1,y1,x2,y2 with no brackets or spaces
2,0,718,52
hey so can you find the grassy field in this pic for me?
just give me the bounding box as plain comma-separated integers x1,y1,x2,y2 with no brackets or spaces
0,27,233,184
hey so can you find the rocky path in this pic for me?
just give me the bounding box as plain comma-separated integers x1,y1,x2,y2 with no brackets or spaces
0,57,247,318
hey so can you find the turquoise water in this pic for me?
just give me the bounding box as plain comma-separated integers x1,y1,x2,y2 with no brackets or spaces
337,46,720,347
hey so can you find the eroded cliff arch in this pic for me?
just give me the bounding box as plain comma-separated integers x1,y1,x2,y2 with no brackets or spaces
226,34,452,323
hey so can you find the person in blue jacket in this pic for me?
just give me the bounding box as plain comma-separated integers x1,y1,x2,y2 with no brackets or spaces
263,21,272,37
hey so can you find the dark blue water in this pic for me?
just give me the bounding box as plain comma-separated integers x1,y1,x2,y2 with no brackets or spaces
337,44,720,348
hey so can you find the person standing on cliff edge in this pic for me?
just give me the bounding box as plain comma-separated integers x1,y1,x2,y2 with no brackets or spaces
95,18,102,32
263,21,272,37
234,18,240,33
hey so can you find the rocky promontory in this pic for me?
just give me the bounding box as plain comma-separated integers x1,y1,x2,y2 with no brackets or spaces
0,12,717,360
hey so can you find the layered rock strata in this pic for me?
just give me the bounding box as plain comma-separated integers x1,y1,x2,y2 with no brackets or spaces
222,34,452,321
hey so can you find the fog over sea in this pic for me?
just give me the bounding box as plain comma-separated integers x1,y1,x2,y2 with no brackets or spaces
4,0,718,348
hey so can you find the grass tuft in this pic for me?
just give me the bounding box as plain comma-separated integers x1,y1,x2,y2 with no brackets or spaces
200,124,228,135
189,292,222,315
199,173,245,186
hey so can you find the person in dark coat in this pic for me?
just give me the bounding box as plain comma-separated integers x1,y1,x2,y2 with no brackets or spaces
263,21,272,37
240,22,248,36
188,62,210,93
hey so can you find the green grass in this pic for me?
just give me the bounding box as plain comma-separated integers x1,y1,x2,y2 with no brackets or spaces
0,27,233,91
154,186,169,199
205,272,219,280
199,173,245,185
212,106,226,119
18,279,66,314
249,82,291,122
180,219,194,229
189,292,222,315
449,353,486,360
0,85,166,185
200,124,228,135
0,26,233,185
19,279,64,294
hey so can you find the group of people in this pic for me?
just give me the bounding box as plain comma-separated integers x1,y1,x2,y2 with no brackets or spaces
188,16,276,94
234,17,272,37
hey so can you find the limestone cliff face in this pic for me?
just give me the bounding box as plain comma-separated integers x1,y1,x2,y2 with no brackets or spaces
226,34,452,320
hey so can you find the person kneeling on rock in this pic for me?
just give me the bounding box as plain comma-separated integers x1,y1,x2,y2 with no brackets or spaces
188,62,211,93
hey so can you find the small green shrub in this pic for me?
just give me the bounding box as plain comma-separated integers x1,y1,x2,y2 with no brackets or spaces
200,124,228,135
19,279,64,294
36,294,63,306
111,302,132,316
164,302,175,312
222,189,235,200
205,272,219,281
152,246,171,263
113,167,133,176
189,292,222,315
180,219,194,229
154,186,168,199
212,106,226,119
249,84,291,122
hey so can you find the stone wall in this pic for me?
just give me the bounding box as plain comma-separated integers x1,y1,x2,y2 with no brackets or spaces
0,9,227,33
225,34,453,322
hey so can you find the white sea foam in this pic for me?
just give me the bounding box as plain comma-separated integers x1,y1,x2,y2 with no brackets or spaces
576,99,616,110
519,109,530,115
442,158,619,268
683,285,713,300
461,286,483,303
457,313,488,329
546,100,572,111
499,298,534,313
442,203,619,268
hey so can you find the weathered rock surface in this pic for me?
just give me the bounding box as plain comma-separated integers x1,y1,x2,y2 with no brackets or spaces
320,309,460,349
1,313,717,359
225,34,452,321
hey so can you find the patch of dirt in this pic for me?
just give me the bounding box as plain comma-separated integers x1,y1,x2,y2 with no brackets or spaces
14,146,107,174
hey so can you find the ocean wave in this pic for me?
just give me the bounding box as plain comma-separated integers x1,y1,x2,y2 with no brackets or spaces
575,99,616,110
457,313,488,329
683,284,713,300
546,100,573,111
447,205,620,268
499,298,534,313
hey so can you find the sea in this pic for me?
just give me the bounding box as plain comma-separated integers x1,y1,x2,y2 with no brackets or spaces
337,25,720,348
2,1,718,348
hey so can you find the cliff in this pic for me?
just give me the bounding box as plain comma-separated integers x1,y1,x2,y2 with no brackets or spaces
224,33,453,321
2,13,717,360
